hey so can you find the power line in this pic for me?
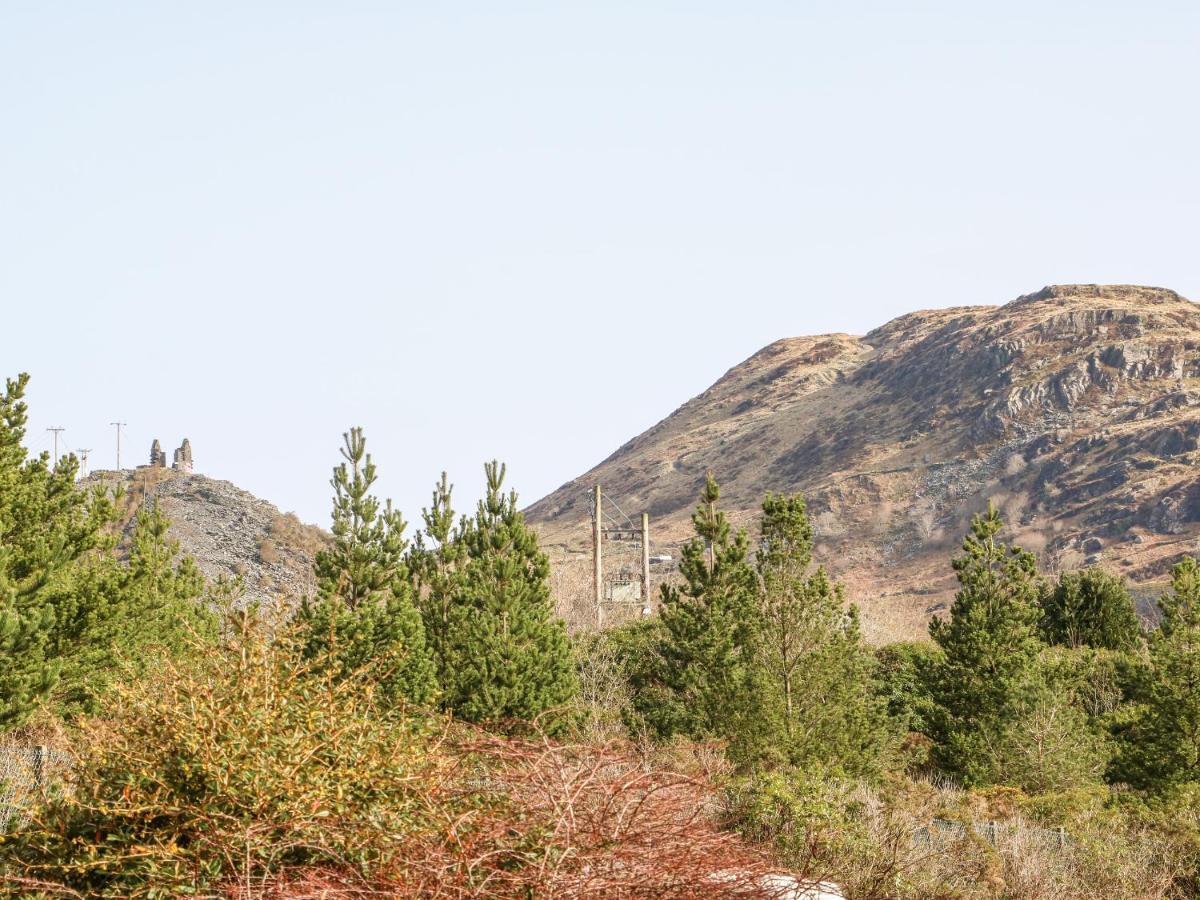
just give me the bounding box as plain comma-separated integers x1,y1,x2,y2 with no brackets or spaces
76,448,92,478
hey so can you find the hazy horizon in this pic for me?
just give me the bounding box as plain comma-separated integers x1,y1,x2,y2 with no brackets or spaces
4,3,1197,527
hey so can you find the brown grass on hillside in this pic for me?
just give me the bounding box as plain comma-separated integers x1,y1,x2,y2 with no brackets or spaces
267,512,331,559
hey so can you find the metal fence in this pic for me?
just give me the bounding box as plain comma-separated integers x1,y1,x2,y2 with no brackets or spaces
914,817,1070,852
0,745,71,832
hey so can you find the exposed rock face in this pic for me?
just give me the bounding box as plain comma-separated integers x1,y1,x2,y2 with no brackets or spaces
526,285,1200,640
85,468,328,608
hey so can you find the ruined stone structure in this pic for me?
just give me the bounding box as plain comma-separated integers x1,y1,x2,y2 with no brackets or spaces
147,438,194,473
172,438,193,474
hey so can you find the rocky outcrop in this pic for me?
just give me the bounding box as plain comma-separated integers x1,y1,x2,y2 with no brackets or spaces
527,285,1200,641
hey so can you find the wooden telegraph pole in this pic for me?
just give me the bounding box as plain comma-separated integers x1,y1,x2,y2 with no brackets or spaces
77,448,92,478
110,421,126,470
593,484,603,630
46,427,65,469
641,512,651,606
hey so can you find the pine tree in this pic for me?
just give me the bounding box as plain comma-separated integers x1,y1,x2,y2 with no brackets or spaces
441,461,576,731
1114,556,1200,791
1040,567,1141,651
408,472,465,692
51,501,217,716
748,492,886,773
299,428,436,706
928,502,1045,784
634,474,758,740
0,373,115,728
874,641,942,738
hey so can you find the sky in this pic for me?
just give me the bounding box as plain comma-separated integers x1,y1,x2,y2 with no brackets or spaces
2,2,1198,528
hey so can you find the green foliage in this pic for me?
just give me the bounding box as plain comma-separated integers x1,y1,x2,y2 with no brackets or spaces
408,471,466,691
927,503,1045,783
725,768,872,879
744,492,887,774
299,428,437,706
0,374,211,727
0,374,113,727
983,661,1110,794
874,641,942,737
602,616,665,736
633,474,759,740
1040,567,1141,651
49,501,218,717
1,608,801,898
925,503,1106,791
1110,784,1200,897
569,629,636,741
728,768,1197,899
1,612,462,896
441,461,576,731
1114,556,1200,792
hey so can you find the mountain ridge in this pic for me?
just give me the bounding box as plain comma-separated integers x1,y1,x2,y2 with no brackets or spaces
527,284,1200,640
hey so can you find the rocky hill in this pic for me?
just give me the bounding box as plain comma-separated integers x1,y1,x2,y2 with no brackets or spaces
84,467,328,607
527,285,1200,641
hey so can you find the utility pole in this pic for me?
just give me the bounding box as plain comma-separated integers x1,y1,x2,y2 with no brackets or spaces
46,427,65,469
641,512,651,606
77,448,92,478
593,484,603,630
110,421,126,470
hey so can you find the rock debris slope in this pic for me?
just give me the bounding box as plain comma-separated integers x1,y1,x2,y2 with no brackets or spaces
85,468,328,608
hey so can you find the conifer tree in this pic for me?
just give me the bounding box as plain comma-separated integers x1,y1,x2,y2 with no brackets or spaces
1115,556,1200,790
928,502,1045,783
300,428,436,706
749,492,885,773
1040,567,1141,651
441,461,575,731
408,472,465,691
0,373,115,728
125,500,206,607
51,501,217,715
634,474,758,740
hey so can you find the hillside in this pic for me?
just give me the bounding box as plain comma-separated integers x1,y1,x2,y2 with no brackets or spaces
527,284,1200,640
84,467,328,607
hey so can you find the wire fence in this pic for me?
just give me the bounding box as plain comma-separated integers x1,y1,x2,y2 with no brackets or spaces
0,745,71,832
914,817,1070,853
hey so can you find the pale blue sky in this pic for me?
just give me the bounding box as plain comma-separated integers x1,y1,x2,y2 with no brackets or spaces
3,2,1197,527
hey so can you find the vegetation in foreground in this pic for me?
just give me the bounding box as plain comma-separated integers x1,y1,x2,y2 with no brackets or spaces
3,370,1200,897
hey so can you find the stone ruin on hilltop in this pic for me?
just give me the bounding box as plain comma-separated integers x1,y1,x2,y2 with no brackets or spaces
147,438,193,474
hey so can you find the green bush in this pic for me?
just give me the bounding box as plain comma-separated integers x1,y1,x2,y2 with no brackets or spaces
874,641,941,736
726,768,1197,899
1,613,472,896
725,768,872,879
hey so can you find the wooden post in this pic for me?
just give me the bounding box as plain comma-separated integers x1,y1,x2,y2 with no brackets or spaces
641,512,651,606
593,484,603,630
33,745,46,791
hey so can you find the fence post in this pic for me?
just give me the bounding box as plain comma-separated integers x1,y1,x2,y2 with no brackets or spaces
33,745,46,792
